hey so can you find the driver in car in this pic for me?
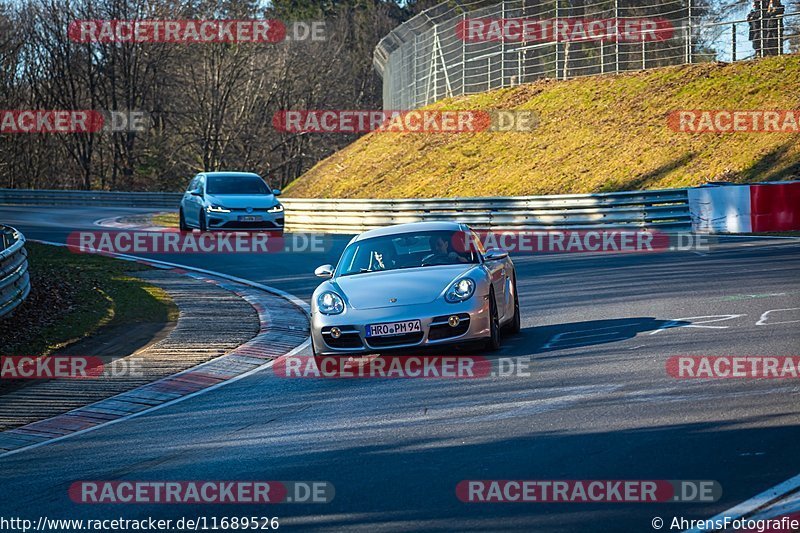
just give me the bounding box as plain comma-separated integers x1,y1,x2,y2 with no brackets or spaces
424,235,470,265
368,246,396,271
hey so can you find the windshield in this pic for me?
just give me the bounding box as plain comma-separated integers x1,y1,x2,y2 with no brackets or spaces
206,175,271,195
336,230,479,277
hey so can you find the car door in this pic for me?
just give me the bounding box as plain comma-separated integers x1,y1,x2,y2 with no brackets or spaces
182,178,193,224
183,177,198,226
188,175,206,225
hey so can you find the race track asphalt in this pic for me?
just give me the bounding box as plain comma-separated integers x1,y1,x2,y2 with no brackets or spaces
1,206,799,532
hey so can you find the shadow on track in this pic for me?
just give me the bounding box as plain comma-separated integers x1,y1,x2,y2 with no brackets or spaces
507,318,690,356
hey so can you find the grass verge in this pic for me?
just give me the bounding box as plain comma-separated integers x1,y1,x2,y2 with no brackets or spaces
0,242,179,356
151,212,179,228
285,55,800,199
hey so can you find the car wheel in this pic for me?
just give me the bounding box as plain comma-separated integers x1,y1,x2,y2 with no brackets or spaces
179,209,188,232
506,275,521,334
485,287,502,351
198,211,208,232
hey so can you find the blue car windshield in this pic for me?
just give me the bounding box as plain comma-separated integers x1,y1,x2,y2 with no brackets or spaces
336,231,479,277
206,175,271,195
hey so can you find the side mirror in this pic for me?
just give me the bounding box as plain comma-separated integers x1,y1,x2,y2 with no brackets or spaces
272,189,282,196
314,264,334,278
190,189,203,197
484,249,509,261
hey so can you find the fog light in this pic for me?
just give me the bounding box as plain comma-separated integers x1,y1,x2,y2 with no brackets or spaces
448,315,460,327
330,327,342,339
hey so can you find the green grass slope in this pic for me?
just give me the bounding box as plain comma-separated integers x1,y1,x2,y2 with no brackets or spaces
284,55,800,198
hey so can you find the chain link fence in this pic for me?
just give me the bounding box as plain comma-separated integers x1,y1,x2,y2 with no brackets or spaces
374,0,798,110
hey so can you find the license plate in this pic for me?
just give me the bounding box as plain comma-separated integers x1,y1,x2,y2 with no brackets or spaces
238,215,262,222
366,320,422,337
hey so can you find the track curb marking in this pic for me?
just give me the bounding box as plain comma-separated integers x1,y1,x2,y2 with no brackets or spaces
0,240,310,459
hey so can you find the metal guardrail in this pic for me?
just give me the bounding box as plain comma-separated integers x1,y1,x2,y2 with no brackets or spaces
0,189,182,208
0,225,31,319
281,189,691,233
0,187,691,233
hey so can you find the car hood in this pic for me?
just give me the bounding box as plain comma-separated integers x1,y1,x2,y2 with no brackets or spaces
333,265,477,310
206,194,278,209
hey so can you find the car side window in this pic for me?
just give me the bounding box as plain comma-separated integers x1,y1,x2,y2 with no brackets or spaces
186,178,197,192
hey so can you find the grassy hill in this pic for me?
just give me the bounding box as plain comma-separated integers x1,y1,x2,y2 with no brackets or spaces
284,55,800,198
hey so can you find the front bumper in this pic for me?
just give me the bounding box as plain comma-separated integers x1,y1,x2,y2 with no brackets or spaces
311,296,491,356
205,208,284,230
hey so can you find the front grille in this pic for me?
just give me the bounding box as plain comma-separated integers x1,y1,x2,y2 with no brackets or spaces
366,332,424,348
220,220,281,229
428,314,471,341
323,334,363,349
322,327,363,349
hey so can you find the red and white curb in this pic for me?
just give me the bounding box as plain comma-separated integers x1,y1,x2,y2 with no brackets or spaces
0,242,310,458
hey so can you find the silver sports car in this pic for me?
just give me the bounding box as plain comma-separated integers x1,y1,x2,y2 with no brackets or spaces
310,222,520,359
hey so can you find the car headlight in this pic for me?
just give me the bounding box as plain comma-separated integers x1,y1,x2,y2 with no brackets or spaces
207,204,230,213
317,291,345,315
267,204,284,213
445,278,475,303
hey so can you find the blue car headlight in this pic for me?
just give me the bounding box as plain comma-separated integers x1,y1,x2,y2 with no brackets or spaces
267,204,284,213
207,204,230,213
445,278,475,303
317,291,345,315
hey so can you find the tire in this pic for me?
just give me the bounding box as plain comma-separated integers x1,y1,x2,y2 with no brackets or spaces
198,211,208,232
485,287,502,351
179,209,188,232
506,275,521,334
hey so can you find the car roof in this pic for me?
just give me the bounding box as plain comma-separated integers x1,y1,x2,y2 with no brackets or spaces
353,221,467,242
199,172,263,179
